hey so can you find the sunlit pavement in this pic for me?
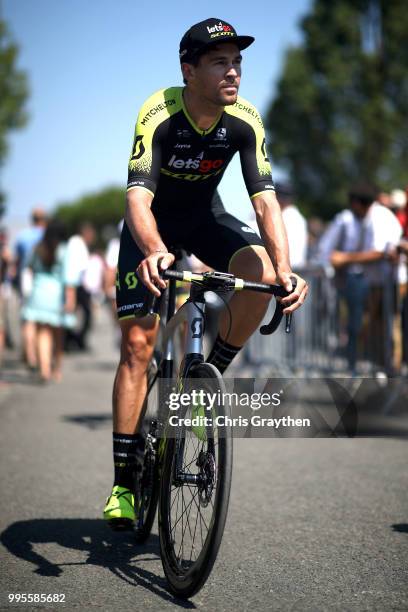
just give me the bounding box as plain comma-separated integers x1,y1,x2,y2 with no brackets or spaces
0,306,407,611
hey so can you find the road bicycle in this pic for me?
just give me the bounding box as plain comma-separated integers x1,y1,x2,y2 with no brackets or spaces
134,259,295,598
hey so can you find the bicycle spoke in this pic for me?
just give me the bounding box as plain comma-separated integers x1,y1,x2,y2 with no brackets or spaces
171,488,199,533
170,484,181,514
182,442,205,471
181,487,196,559
171,488,182,544
199,503,205,548
176,491,185,563
190,498,201,562
172,487,207,565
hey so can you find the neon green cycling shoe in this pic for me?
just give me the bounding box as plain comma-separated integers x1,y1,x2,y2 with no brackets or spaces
103,485,136,529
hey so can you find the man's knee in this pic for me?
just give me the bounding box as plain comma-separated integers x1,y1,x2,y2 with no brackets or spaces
229,245,275,308
119,317,157,370
228,245,276,285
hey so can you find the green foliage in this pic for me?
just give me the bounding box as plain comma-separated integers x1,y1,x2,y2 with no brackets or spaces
0,19,29,217
265,0,408,219
53,185,126,236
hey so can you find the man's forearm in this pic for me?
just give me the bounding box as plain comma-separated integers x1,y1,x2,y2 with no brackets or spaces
252,192,291,273
344,250,383,265
125,188,167,256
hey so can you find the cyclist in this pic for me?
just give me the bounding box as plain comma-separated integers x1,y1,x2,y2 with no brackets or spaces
104,17,308,527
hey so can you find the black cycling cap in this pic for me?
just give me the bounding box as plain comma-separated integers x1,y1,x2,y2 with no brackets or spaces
179,18,255,63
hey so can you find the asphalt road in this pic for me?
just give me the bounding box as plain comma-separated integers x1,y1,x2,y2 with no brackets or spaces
0,309,407,611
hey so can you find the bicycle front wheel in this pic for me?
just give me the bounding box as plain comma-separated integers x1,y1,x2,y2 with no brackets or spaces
159,362,232,598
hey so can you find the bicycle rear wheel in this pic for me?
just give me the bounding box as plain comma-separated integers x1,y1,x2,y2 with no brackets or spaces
159,362,232,598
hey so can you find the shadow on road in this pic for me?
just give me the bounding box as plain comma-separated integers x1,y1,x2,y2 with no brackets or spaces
391,523,408,534
0,358,40,386
62,413,112,430
1,519,194,608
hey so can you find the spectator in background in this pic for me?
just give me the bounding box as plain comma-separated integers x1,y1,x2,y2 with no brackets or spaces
307,217,326,263
21,219,76,383
389,188,408,371
318,182,402,375
82,249,106,305
376,191,391,209
397,233,408,370
64,222,96,351
14,208,48,370
14,208,48,293
104,220,123,320
0,227,13,371
390,189,407,232
275,182,308,269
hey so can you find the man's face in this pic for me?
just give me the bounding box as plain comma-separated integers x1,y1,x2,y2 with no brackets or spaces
83,226,96,246
350,198,368,219
184,43,242,106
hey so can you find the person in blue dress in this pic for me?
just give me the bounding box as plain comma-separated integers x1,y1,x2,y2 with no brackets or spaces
22,220,76,383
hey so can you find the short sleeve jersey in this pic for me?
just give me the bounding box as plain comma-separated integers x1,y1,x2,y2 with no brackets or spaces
127,87,274,213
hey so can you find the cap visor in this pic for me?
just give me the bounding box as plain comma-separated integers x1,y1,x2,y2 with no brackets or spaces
235,35,255,50
202,35,255,53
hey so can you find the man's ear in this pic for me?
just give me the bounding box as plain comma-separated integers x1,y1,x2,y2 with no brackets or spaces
181,62,195,84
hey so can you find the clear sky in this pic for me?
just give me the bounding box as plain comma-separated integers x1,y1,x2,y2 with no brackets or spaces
2,0,310,237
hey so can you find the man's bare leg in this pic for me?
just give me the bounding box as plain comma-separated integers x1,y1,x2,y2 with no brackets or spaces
113,315,159,434
104,314,160,522
22,320,38,369
207,246,276,371
221,245,276,344
37,323,53,381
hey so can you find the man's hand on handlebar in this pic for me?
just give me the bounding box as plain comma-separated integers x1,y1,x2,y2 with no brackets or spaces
136,251,175,297
276,271,309,315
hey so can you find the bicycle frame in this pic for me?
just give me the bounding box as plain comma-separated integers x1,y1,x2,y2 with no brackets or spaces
143,268,209,444
144,263,296,437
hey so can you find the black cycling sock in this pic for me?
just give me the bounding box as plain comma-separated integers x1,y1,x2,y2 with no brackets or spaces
112,432,144,490
206,334,242,374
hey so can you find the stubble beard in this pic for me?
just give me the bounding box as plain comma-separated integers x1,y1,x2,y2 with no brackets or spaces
215,88,239,107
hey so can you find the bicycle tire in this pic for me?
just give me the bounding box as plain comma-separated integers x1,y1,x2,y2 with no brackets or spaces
159,362,232,598
134,356,161,543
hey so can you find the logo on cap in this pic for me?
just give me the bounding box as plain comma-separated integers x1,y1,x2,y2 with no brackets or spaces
206,21,232,35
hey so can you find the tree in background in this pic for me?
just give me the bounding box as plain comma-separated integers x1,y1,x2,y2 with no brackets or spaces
0,18,29,218
265,0,408,219
54,185,125,239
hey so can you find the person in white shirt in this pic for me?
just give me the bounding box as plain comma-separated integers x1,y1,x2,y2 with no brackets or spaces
318,183,402,374
65,222,96,350
104,221,123,316
275,182,308,269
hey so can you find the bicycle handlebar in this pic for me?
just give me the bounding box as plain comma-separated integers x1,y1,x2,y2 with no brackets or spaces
161,269,297,335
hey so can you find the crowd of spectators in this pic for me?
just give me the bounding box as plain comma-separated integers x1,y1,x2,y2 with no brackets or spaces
275,182,408,376
1,182,408,383
0,209,119,384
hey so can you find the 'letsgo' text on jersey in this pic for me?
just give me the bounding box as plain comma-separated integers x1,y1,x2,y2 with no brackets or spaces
141,99,176,126
167,155,223,173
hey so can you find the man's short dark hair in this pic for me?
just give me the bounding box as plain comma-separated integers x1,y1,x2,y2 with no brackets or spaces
348,182,377,207
182,50,204,85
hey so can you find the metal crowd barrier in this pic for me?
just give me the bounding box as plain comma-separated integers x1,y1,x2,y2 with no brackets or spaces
243,264,404,376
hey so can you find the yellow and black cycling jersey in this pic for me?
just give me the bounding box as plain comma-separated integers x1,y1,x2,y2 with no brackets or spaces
127,86,274,213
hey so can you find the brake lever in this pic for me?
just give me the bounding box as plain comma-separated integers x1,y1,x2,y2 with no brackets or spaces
259,278,297,335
